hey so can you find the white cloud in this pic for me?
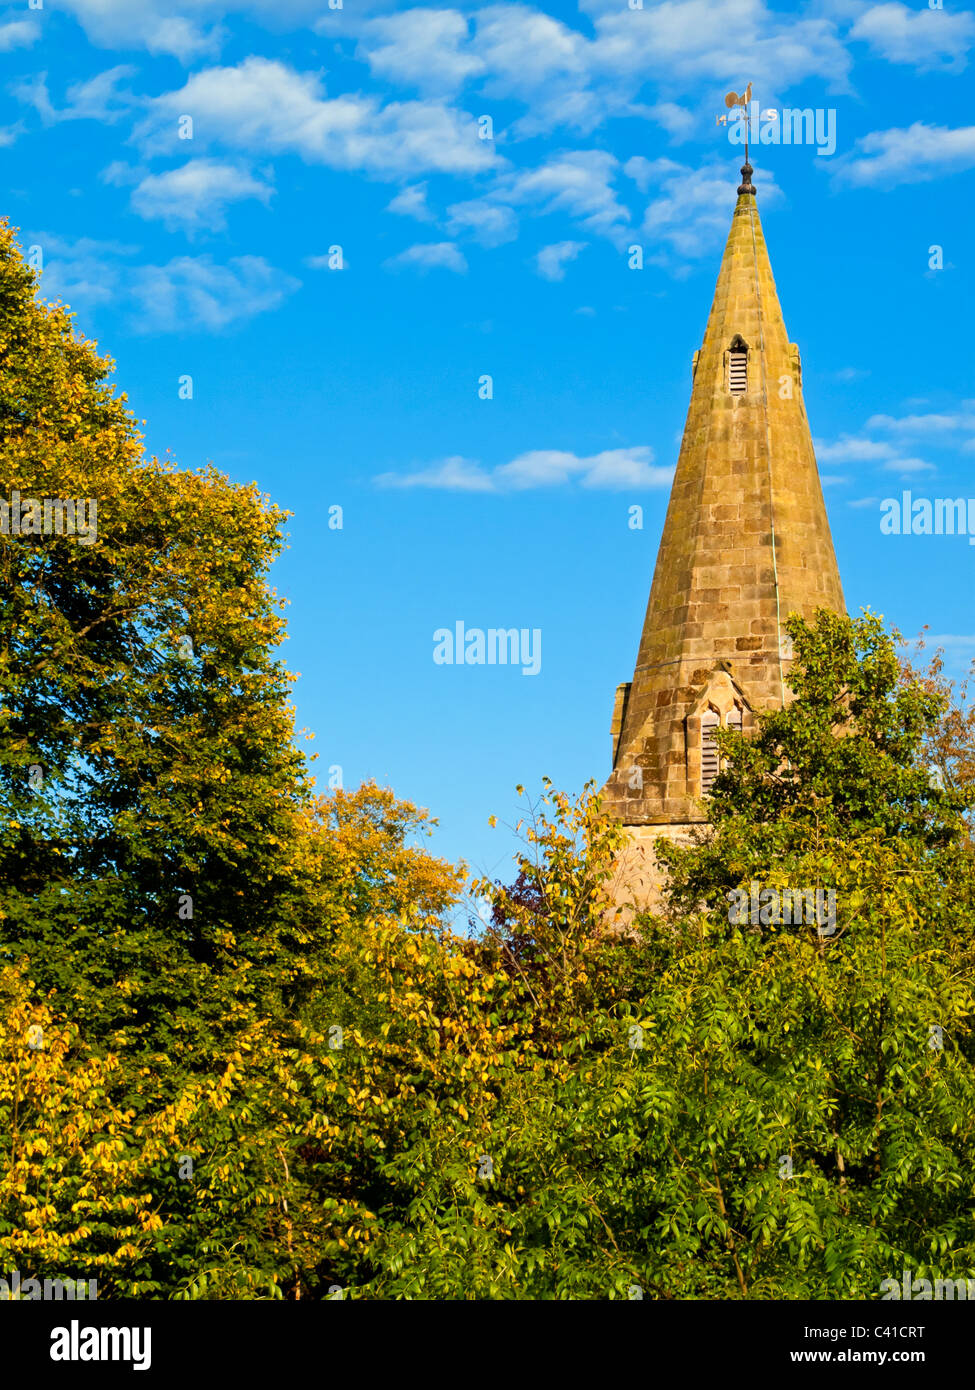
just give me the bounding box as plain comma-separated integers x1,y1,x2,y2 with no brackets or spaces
15,67,136,124
35,235,139,259
396,149,631,252
474,5,603,135
589,0,852,89
500,150,629,244
356,5,605,134
386,183,436,223
851,2,975,72
476,6,589,88
36,234,298,332
835,122,975,187
631,157,781,262
815,435,897,462
35,234,140,311
38,0,958,156
52,0,350,60
129,254,300,332
446,199,518,246
819,406,975,477
349,1,853,139
15,74,60,125
878,457,935,474
646,101,696,142
0,17,40,51
384,241,469,273
125,159,274,232
867,409,975,434
101,160,142,187
136,58,500,179
496,445,672,490
624,155,669,195
377,456,496,491
579,448,674,490
816,431,944,476
54,0,222,61
535,240,586,281
357,10,484,93
378,444,671,491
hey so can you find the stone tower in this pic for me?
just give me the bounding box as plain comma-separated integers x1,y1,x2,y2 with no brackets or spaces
601,160,845,907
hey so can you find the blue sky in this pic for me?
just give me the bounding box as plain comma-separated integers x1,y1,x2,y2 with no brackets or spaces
3,0,974,915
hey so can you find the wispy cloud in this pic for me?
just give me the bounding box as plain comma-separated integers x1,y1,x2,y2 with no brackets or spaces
36,233,299,332
850,2,975,73
134,58,500,179
353,0,853,139
356,10,484,94
630,156,782,264
0,17,41,53
383,242,469,273
377,446,672,492
386,183,436,223
815,432,935,476
377,455,496,492
816,435,898,462
879,457,935,474
53,0,221,61
446,199,518,247
15,66,136,124
34,233,140,311
114,158,274,232
834,121,975,187
535,240,587,281
867,409,975,435
498,150,630,245
128,253,299,331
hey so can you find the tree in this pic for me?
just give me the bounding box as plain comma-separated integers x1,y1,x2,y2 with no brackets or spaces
0,219,324,1065
899,628,975,815
0,964,162,1292
635,610,975,1296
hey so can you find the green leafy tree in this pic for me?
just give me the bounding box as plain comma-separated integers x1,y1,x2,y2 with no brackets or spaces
0,219,327,1065
635,610,975,1296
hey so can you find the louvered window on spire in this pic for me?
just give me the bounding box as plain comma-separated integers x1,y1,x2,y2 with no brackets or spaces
729,350,748,394
727,704,743,734
701,709,720,794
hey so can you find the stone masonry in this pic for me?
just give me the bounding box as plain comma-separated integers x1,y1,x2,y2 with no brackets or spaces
601,165,845,911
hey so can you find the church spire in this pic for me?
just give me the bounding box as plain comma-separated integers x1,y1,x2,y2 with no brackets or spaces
602,159,844,856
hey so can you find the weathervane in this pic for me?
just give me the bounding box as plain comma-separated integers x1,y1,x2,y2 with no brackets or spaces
722,82,756,195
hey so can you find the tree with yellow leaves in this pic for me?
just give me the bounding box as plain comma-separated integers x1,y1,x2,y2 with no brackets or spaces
0,965,161,1292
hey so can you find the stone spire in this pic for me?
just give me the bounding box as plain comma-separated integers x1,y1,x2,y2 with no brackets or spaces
601,164,845,896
